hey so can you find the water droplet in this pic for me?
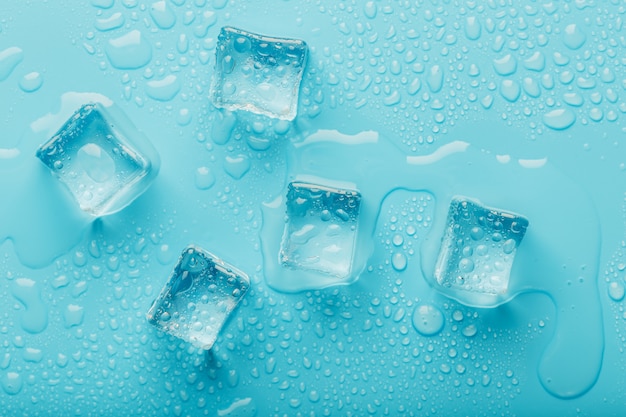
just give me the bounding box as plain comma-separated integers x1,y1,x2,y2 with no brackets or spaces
427,65,443,93
563,24,586,50
91,0,114,8
493,54,517,76
481,94,494,109
18,71,43,93
211,111,236,145
462,324,477,337
543,109,576,130
500,80,520,102
522,77,540,98
145,75,181,101
150,0,176,30
105,30,152,69
95,12,125,31
391,252,407,271
224,155,251,179
1,372,22,395
246,135,270,152
563,92,583,107
195,166,215,190
412,304,444,336
193,11,217,38
11,278,48,334
63,304,84,328
0,47,23,81
364,1,377,19
608,282,625,302
465,17,481,40
177,108,192,126
523,52,545,72
216,397,257,417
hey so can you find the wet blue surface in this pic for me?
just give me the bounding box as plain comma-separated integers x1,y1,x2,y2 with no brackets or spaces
1,1,625,416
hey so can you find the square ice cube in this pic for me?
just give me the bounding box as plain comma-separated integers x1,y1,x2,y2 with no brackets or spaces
36,103,159,216
280,181,361,279
434,197,529,297
146,245,249,350
210,26,308,121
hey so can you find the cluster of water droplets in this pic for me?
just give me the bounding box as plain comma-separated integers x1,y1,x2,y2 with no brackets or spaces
308,0,626,147
0,0,624,415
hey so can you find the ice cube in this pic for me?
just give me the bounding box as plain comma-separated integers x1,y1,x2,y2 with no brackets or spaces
434,197,529,304
146,245,249,350
36,102,159,216
280,181,361,279
210,26,308,121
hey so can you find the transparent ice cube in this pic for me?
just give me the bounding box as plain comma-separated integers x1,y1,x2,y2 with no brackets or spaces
36,102,159,216
146,245,249,350
210,26,308,121
434,197,529,303
280,181,361,279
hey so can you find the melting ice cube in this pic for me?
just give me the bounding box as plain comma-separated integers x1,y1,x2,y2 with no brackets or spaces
434,196,529,305
146,245,249,350
36,102,159,216
280,181,362,279
210,26,308,121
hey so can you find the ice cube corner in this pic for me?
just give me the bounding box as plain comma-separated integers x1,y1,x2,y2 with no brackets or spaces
280,181,362,279
210,26,308,121
36,102,160,217
146,245,250,351
433,196,529,307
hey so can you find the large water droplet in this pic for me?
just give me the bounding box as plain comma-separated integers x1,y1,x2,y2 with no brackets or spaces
1,372,23,395
18,71,43,93
150,1,176,30
195,167,215,190
224,155,251,179
95,12,125,31
523,52,545,71
608,282,625,302
145,75,181,101
563,24,586,50
105,30,152,69
427,65,443,93
465,17,481,40
11,278,48,334
500,79,520,102
493,54,517,76
412,304,444,336
391,252,407,271
543,109,576,130
0,47,23,81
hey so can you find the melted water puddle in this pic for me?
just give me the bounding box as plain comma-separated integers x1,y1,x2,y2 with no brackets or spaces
261,126,603,399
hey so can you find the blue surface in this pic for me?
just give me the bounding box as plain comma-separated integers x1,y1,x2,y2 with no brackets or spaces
0,1,625,416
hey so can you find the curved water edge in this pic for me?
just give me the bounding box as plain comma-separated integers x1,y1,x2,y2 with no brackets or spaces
260,125,604,399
